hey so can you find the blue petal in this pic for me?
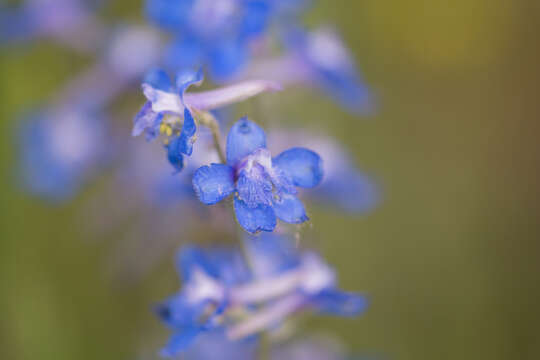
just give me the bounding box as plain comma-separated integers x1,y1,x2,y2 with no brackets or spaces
245,234,301,275
234,197,276,233
176,67,204,104
272,194,309,224
193,164,235,205
236,167,273,208
273,147,323,188
178,108,197,155
314,289,368,316
176,246,219,280
160,328,202,357
164,35,203,72
226,118,266,166
240,1,271,39
318,169,380,213
143,68,172,91
208,39,248,82
145,0,191,31
319,69,372,114
155,294,211,329
167,137,185,172
132,101,163,140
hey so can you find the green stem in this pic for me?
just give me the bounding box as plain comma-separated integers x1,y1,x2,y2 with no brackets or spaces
195,110,226,163
258,331,270,360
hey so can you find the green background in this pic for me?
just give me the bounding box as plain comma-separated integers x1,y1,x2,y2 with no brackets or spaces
1,1,540,359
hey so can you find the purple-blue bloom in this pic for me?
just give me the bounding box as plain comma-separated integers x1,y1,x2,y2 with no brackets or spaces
18,107,106,201
245,26,373,114
268,130,380,213
0,0,102,52
155,234,366,356
287,26,373,113
134,68,280,172
145,0,307,81
192,118,323,233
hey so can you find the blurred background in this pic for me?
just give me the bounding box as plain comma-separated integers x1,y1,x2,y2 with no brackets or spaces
1,1,540,359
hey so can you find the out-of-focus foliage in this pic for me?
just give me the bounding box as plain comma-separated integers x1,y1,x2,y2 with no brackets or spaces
1,1,540,360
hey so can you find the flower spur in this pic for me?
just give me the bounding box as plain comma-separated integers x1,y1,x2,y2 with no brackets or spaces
133,68,281,172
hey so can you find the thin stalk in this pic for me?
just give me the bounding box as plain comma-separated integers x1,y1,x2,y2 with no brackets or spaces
258,331,271,360
194,110,226,163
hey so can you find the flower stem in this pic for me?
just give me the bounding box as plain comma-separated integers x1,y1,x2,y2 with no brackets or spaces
195,110,226,163
258,331,271,360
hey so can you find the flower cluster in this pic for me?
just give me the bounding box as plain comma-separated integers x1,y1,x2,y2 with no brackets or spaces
7,1,380,359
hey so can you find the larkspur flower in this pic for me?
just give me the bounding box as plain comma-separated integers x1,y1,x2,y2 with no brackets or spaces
268,130,380,213
226,234,368,340
133,68,280,172
18,107,106,201
246,26,373,114
145,0,308,81
155,245,249,356
155,234,367,356
0,0,102,52
192,118,323,233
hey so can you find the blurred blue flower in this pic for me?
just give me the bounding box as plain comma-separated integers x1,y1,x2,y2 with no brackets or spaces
155,245,248,356
227,234,368,339
268,130,380,213
18,107,106,201
245,26,373,114
287,26,373,113
0,0,102,52
192,118,323,233
155,234,367,356
145,0,308,81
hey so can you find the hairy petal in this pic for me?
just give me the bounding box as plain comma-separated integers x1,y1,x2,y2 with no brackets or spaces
234,197,276,233
273,147,323,188
236,167,273,208
193,164,235,205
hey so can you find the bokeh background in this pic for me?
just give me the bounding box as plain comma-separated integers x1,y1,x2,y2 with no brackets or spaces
1,1,540,359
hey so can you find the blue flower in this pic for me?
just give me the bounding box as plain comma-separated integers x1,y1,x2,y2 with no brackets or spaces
18,107,106,201
156,235,367,355
192,118,323,233
227,234,368,339
0,0,101,52
146,0,307,81
288,27,373,114
155,245,248,356
133,68,280,172
268,129,380,213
